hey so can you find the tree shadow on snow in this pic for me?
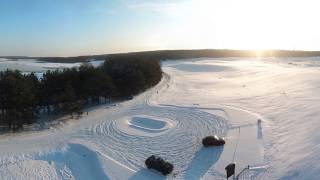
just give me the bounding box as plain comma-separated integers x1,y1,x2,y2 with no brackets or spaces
129,168,166,180
36,143,110,180
185,146,224,179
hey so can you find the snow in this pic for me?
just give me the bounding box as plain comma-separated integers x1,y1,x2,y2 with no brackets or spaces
116,116,176,137
36,143,109,180
0,58,104,73
129,116,169,130
2,56,320,179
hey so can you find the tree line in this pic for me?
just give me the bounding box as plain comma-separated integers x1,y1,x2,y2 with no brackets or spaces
32,49,320,64
0,58,162,130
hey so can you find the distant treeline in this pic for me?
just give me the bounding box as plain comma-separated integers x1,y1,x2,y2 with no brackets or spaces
4,49,320,63
0,58,162,130
103,49,320,60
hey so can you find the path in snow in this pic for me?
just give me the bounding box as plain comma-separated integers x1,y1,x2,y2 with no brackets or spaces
162,57,320,179
0,58,267,179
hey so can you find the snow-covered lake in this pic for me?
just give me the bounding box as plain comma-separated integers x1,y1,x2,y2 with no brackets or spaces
0,58,104,72
1,57,320,179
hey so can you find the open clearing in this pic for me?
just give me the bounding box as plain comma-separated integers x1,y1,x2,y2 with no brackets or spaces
2,57,320,179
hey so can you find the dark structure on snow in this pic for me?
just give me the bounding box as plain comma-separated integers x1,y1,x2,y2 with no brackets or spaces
145,155,173,175
202,135,225,147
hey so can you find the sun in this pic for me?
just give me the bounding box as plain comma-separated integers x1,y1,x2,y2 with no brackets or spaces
174,0,313,51
254,49,264,58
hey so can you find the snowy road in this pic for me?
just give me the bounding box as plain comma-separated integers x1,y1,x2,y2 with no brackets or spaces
2,57,320,179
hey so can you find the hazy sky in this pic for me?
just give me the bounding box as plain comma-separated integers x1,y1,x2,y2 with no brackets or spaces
1,0,320,56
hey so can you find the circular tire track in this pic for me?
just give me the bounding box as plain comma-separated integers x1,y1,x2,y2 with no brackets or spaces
92,105,228,177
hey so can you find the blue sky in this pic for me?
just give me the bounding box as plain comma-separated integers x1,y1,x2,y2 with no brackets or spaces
0,0,174,56
1,0,320,56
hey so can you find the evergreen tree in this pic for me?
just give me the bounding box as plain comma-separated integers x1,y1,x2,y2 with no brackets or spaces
0,57,162,130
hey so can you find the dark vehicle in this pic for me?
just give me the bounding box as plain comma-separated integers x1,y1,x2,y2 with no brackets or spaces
145,155,173,175
202,135,225,147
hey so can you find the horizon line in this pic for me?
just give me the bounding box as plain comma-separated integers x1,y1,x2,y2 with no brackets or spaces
1,48,320,58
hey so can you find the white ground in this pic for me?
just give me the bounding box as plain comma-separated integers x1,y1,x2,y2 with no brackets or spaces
0,58,104,72
2,57,320,179
116,115,176,137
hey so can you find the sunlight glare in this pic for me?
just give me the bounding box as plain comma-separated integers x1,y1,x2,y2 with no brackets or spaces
168,0,320,51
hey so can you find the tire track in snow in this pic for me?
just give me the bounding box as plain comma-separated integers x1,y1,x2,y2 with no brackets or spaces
82,72,229,178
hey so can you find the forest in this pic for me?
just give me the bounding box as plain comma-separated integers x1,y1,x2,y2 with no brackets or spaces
4,49,320,64
27,49,320,63
0,58,162,130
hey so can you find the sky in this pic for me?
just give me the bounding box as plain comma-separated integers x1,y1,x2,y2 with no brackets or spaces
1,0,320,56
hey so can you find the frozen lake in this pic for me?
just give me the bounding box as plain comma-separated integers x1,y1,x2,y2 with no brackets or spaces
0,58,104,73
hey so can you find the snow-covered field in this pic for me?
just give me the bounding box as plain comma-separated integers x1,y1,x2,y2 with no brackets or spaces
1,57,320,179
0,58,104,72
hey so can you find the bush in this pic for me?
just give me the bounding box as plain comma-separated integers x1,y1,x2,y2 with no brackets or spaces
145,155,173,175
202,135,225,147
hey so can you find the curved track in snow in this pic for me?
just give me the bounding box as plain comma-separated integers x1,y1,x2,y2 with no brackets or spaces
85,72,228,178
0,58,267,179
